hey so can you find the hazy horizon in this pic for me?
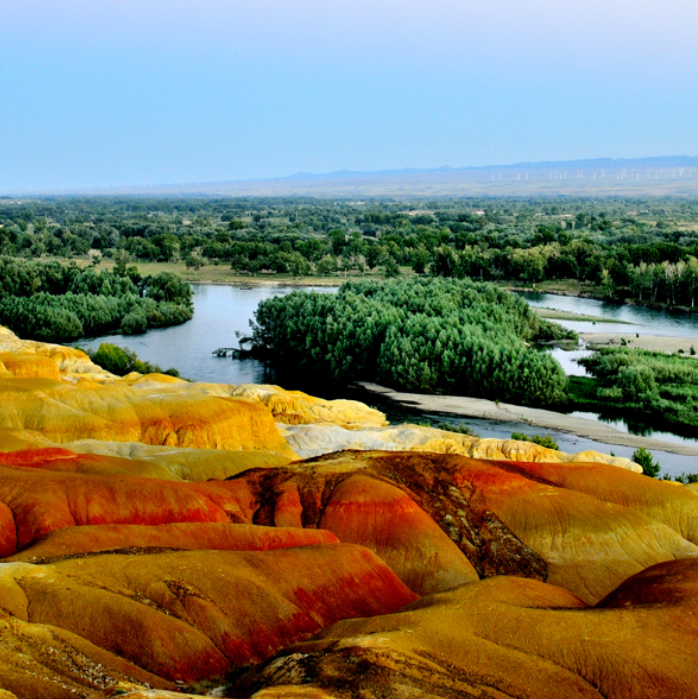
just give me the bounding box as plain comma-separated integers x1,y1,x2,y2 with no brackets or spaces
2,1,697,192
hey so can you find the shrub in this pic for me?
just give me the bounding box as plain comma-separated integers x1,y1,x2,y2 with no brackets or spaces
632,447,660,478
511,432,559,450
87,343,180,378
119,310,148,335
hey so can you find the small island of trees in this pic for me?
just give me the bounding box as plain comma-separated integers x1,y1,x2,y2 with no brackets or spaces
244,277,573,408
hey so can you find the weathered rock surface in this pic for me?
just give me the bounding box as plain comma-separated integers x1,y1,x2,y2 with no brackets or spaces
60,441,290,480
230,384,388,428
0,327,113,380
219,451,698,603
0,458,230,555
7,522,339,563
279,422,641,470
0,377,294,454
1,330,696,698
229,559,698,699
0,545,416,692
0,611,173,699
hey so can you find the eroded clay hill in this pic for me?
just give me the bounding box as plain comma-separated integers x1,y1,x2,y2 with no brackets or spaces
1,327,698,698
230,559,698,699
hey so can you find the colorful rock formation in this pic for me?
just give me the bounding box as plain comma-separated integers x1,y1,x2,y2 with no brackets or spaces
219,451,698,602
1,327,696,698
231,559,698,699
278,421,641,469
0,327,639,470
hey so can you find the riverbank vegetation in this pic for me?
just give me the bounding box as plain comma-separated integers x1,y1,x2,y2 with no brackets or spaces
568,348,698,435
82,342,181,377
245,278,572,408
511,432,560,450
2,195,698,310
0,257,192,341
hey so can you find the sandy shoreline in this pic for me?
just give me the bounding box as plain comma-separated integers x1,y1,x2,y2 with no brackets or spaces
358,382,698,458
580,333,698,355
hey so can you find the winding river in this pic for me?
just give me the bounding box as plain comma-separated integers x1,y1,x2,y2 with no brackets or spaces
76,284,698,476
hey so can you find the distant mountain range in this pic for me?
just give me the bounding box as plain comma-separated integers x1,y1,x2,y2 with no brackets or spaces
280,156,698,181
13,156,698,198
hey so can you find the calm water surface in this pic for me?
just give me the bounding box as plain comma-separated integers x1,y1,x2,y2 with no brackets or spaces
520,291,698,338
77,284,337,384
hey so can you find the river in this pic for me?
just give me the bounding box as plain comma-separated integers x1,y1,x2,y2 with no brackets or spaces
77,284,336,385
520,291,698,337
75,284,698,476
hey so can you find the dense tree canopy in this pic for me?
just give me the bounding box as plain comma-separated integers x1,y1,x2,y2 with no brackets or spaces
572,348,698,434
247,277,571,407
2,196,698,307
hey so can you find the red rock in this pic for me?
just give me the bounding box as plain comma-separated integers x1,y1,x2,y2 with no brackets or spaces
231,560,698,699
8,522,339,562
0,465,230,554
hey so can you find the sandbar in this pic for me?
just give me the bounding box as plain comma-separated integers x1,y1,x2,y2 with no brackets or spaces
358,382,698,458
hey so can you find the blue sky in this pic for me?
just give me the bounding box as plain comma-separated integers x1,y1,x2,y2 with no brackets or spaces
1,0,697,192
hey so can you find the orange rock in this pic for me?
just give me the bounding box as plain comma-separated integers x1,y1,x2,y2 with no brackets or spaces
0,610,177,699
0,446,181,480
186,467,479,595
0,463,230,554
232,560,698,699
225,451,698,603
3,545,417,684
495,459,698,545
316,474,478,594
0,502,15,558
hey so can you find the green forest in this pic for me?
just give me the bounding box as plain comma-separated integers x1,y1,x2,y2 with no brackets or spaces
2,195,698,308
0,257,192,341
246,277,573,407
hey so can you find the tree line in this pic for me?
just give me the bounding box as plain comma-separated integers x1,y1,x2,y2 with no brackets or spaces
0,257,192,341
570,348,698,435
2,196,698,308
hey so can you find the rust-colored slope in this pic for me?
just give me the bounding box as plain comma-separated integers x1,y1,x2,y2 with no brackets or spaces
227,451,698,603
0,502,16,558
1,545,417,687
3,449,695,604
0,611,173,699
0,447,180,480
203,466,480,595
231,559,698,699
7,522,339,563
0,464,230,555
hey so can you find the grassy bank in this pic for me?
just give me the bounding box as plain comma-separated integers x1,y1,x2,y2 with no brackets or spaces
566,348,698,437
